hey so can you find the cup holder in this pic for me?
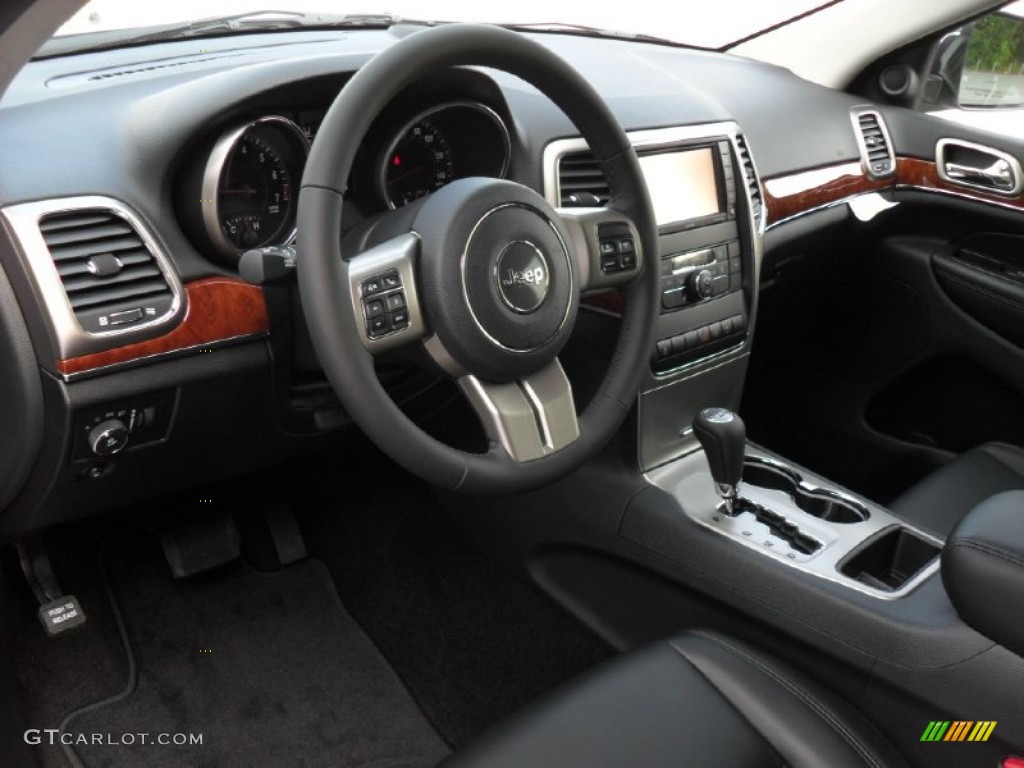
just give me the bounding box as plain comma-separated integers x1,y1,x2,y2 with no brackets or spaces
742,460,869,524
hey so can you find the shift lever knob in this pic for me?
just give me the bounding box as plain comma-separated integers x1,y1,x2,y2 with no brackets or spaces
693,407,746,512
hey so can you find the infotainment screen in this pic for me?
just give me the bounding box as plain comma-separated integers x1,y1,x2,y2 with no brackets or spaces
638,148,720,228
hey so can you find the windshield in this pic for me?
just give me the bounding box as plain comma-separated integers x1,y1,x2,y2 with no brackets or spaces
54,0,840,50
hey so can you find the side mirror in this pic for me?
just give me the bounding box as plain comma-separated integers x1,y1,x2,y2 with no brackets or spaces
957,12,1024,109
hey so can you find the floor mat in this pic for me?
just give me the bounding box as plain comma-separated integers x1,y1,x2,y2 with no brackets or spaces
287,450,614,746
64,537,448,768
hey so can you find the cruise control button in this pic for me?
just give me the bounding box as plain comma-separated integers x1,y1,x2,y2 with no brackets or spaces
620,250,637,270
364,299,386,318
385,292,406,312
617,238,635,254
600,240,618,256
368,315,389,336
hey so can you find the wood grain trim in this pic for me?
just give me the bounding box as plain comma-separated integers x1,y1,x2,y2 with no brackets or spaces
896,156,1024,211
763,161,890,225
56,277,268,376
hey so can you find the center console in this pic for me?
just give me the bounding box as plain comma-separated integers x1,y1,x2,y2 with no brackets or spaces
544,123,762,471
656,407,942,600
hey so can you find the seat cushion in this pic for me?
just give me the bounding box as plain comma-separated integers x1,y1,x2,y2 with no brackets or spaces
891,442,1024,537
442,631,908,768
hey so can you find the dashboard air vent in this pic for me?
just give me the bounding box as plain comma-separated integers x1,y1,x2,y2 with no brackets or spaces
39,209,175,334
557,150,611,206
854,110,895,178
733,134,764,224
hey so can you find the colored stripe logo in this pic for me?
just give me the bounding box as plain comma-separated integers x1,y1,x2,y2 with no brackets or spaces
920,721,997,742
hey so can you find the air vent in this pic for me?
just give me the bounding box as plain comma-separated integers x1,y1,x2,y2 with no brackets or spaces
39,209,175,334
557,150,611,206
733,134,764,225
47,52,248,88
854,110,895,178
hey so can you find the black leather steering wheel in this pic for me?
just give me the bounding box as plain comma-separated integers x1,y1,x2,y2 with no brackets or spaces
297,24,658,494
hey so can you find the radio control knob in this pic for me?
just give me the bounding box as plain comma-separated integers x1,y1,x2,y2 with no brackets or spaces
88,419,129,457
690,268,714,300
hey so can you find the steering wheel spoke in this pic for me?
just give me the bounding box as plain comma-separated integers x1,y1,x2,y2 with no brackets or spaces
346,232,428,354
460,359,580,463
557,208,644,292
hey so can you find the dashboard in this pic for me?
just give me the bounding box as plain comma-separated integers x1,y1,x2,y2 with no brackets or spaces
0,25,1019,536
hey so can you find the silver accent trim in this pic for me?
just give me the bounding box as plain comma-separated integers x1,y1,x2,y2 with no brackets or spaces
347,232,428,354
0,195,185,361
645,446,943,600
459,359,579,462
851,108,896,179
556,207,644,291
460,203,575,353
378,101,512,210
201,115,309,261
936,138,1024,197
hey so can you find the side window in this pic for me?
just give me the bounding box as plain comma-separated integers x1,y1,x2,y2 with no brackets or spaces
923,2,1024,135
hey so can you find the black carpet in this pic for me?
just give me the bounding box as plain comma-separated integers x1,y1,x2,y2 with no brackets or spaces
287,451,614,747
64,538,448,768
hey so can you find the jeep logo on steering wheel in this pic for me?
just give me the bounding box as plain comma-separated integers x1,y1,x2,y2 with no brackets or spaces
496,240,550,314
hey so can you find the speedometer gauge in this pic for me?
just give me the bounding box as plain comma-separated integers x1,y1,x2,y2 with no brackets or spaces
199,116,308,262
375,102,511,211
381,119,454,208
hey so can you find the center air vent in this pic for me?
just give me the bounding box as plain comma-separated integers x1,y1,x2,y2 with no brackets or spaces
854,110,895,178
39,209,176,334
733,134,764,225
557,151,611,206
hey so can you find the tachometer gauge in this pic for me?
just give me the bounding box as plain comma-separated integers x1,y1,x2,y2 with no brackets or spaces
200,116,308,262
380,118,454,208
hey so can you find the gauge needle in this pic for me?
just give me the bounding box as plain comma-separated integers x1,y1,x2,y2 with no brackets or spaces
386,167,424,185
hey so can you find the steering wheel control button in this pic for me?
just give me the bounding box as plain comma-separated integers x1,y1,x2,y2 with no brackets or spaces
360,270,409,340
496,240,550,314
88,419,130,456
368,315,390,337
390,309,410,330
362,276,384,296
597,222,637,275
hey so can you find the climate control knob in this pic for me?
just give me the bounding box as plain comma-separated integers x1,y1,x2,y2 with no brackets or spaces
88,419,129,456
689,268,714,301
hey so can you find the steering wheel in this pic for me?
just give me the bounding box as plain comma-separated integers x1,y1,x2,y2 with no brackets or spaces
297,24,658,494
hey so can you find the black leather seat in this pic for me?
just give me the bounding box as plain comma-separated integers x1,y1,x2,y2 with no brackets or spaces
892,441,1024,537
444,631,907,768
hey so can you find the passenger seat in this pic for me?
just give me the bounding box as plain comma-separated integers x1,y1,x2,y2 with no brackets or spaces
891,442,1024,537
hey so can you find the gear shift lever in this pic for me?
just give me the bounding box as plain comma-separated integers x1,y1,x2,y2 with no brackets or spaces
693,407,746,514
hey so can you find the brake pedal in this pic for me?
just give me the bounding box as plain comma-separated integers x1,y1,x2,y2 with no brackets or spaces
16,539,87,637
161,513,241,579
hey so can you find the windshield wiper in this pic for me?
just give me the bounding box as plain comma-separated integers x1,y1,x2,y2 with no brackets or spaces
35,11,412,59
504,22,682,48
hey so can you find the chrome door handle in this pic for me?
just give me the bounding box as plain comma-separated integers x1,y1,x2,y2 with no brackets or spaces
945,159,1016,190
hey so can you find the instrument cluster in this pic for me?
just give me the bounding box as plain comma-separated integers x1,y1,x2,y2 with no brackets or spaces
177,100,511,264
